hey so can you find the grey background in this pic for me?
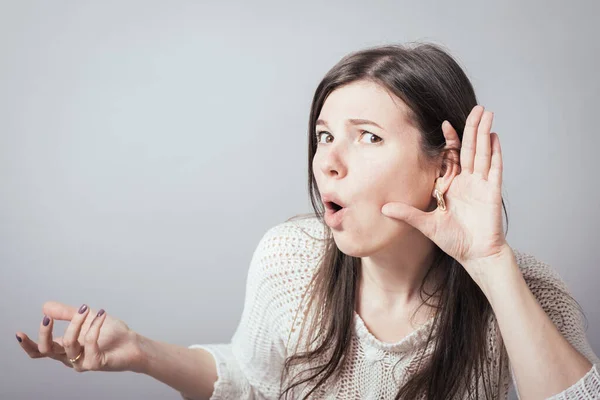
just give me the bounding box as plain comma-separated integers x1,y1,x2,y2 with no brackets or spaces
1,1,598,399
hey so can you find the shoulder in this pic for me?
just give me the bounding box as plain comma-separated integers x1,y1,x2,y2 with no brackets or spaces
247,213,329,298
246,214,329,337
510,247,574,306
252,213,329,271
511,248,565,284
505,247,600,365
483,248,597,392
264,213,329,244
509,248,589,341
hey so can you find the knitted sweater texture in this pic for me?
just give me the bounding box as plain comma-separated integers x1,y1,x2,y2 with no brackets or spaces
184,216,600,399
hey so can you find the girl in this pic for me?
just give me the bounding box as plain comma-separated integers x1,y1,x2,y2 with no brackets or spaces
16,42,600,399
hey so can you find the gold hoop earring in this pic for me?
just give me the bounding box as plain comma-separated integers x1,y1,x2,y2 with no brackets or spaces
434,189,447,211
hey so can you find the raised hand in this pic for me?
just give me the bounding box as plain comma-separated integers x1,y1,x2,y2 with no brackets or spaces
16,301,143,373
381,105,509,278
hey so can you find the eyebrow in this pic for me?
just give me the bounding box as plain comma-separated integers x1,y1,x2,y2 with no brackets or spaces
315,118,384,130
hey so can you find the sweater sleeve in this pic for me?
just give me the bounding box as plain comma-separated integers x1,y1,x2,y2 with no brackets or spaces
511,251,600,399
181,224,293,400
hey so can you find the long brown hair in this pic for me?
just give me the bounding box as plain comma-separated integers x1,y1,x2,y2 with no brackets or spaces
279,42,510,399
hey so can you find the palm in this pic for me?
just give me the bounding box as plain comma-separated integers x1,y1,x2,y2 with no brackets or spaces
438,171,505,264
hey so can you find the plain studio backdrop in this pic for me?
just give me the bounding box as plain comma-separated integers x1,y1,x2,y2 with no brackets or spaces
1,1,598,399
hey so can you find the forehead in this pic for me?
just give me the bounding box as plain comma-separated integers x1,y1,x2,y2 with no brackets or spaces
317,80,412,128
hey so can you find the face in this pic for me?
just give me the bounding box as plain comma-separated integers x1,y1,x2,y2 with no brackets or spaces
312,80,438,257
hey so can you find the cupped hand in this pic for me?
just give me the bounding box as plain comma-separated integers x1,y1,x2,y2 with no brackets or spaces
16,301,143,373
381,105,509,272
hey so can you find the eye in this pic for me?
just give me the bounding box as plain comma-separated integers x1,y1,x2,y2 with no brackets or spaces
316,131,333,144
359,131,383,144
315,130,383,144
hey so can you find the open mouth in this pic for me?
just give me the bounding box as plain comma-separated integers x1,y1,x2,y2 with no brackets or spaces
327,201,344,212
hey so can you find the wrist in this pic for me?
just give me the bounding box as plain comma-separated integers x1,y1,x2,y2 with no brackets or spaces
129,332,150,374
464,245,521,297
124,334,218,399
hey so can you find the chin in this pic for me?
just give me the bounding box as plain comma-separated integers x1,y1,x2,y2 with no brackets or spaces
332,232,384,258
334,243,372,258
332,221,407,258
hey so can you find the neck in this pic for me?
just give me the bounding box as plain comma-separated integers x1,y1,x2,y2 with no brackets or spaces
357,232,440,314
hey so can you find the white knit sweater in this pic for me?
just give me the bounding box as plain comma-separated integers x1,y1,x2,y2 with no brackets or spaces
184,215,600,399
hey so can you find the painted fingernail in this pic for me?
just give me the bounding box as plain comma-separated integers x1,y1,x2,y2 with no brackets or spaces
78,304,88,314
97,309,105,317
16,334,22,343
43,316,50,326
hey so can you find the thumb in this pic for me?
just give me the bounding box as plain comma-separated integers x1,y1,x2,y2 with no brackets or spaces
381,202,436,239
42,301,81,321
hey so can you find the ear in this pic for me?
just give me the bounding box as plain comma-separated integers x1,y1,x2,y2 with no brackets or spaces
432,120,461,196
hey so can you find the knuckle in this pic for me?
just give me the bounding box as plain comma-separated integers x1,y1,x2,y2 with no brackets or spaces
62,337,75,348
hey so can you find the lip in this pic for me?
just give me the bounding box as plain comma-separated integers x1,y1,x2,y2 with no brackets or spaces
321,193,348,229
321,193,346,209
323,205,348,229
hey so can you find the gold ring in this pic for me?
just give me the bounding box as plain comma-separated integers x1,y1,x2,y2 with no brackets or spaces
69,350,83,364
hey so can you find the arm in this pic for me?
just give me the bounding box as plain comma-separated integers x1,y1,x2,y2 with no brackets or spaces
471,247,599,399
135,335,218,400
161,222,306,400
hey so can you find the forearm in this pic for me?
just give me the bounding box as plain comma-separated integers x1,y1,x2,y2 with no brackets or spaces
134,333,218,400
471,249,592,400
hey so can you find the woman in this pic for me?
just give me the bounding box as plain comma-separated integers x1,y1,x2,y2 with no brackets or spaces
16,43,600,399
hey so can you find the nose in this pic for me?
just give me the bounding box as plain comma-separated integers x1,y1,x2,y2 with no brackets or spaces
318,145,347,179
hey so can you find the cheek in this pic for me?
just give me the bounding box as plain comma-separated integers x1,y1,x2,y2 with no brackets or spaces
360,167,416,206
311,156,319,177
335,207,413,257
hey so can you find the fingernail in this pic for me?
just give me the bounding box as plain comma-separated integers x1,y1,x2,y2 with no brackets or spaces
78,304,88,314
42,316,50,326
97,309,105,317
16,334,22,343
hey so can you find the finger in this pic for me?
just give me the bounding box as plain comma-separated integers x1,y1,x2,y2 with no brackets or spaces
62,304,90,361
15,332,44,359
381,202,438,240
473,111,494,179
488,132,503,188
38,314,55,356
42,301,80,322
442,120,461,149
83,309,107,370
17,332,72,367
36,316,66,357
36,316,67,356
460,105,485,174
